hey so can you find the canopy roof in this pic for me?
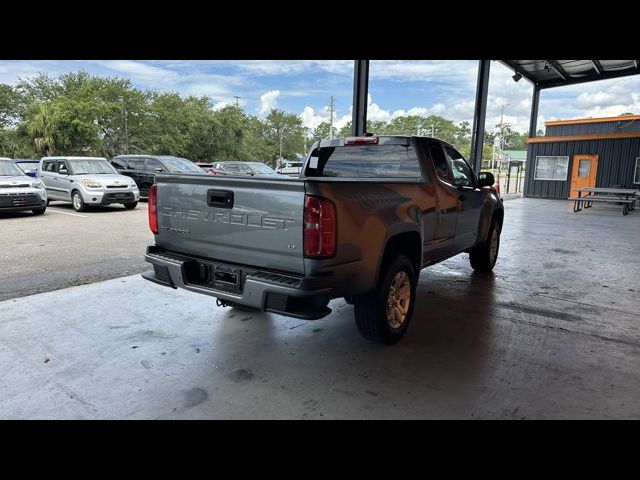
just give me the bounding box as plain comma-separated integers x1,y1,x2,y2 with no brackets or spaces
500,60,640,89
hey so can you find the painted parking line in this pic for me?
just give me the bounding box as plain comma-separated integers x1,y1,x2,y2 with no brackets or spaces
46,208,88,218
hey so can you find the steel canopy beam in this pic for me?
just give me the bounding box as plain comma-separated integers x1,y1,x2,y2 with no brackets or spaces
470,60,491,172
539,67,640,89
529,85,540,138
351,60,369,136
547,60,568,81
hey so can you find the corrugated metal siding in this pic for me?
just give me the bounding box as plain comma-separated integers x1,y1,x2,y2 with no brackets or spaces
524,138,640,198
546,120,640,136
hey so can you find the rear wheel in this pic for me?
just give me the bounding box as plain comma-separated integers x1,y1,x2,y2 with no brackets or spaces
353,254,416,345
72,191,87,212
123,201,138,210
32,206,46,215
46,198,50,206
469,219,500,272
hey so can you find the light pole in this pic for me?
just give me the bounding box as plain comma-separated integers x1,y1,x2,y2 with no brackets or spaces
119,96,129,155
498,103,510,170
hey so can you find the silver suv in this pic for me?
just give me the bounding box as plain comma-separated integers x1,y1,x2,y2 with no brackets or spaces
0,158,48,215
37,156,140,212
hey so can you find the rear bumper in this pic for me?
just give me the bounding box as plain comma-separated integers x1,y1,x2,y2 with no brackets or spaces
143,246,335,319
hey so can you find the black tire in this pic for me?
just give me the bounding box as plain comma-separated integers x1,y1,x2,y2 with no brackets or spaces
32,206,46,215
46,198,50,206
123,201,138,210
469,218,500,272
344,296,354,305
353,254,417,345
71,190,86,212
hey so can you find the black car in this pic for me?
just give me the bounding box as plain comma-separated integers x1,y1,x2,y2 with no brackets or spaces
111,155,203,198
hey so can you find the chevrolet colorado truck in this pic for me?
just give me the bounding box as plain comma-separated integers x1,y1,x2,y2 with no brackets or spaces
143,136,504,344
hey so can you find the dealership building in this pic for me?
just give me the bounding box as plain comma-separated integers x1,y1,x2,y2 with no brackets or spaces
524,115,640,198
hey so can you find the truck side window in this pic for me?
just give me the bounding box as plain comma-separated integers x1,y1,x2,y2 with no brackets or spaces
127,158,146,170
146,158,164,172
429,144,452,183
444,147,474,187
111,158,128,169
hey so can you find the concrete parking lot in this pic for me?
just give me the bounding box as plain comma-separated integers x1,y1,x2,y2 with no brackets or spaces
0,201,152,301
1,198,639,419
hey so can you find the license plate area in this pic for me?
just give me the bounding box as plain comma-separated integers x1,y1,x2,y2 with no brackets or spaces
212,265,241,291
184,260,243,293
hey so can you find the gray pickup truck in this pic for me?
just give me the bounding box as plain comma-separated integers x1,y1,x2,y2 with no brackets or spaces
143,136,504,344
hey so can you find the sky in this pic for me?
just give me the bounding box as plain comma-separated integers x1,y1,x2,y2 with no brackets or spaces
1,60,639,134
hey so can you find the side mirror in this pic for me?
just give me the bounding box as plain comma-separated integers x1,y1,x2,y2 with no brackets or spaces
59,168,68,175
477,172,495,188
154,168,164,173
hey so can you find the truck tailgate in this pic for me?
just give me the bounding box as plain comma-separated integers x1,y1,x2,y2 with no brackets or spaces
155,174,306,274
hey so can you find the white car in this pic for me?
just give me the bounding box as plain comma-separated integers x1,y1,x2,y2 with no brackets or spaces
37,156,140,212
0,158,48,215
276,160,304,176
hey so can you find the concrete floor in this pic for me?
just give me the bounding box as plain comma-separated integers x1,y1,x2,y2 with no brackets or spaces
1,198,639,419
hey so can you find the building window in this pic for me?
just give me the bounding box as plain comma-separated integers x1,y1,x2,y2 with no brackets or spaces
635,158,640,184
534,156,569,181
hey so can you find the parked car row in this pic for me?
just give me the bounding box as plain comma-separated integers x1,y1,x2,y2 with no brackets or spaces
2,154,292,216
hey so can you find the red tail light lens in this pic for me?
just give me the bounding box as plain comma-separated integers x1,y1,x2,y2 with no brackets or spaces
304,195,336,258
148,184,158,234
344,136,379,145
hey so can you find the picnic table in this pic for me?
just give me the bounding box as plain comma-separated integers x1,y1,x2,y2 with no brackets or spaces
569,187,639,215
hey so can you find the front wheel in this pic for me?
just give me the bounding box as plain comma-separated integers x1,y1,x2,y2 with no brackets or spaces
32,206,46,215
353,254,416,345
72,191,87,212
469,219,500,272
123,201,138,210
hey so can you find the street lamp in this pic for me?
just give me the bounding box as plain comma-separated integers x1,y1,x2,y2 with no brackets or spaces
119,96,129,155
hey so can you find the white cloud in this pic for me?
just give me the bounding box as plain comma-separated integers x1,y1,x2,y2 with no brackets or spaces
183,82,231,99
91,60,179,82
299,106,324,130
234,60,353,76
259,90,280,115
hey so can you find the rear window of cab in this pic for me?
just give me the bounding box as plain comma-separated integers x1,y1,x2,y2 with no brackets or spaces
305,144,422,178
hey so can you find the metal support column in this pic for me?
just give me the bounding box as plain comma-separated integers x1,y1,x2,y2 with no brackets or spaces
351,60,370,136
529,84,540,138
470,60,491,172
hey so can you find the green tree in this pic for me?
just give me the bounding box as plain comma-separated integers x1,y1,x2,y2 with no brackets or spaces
261,109,306,167
0,84,27,128
26,103,63,156
309,121,332,143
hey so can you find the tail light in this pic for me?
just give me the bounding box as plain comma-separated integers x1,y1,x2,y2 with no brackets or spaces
344,136,379,145
148,184,158,234
304,195,336,258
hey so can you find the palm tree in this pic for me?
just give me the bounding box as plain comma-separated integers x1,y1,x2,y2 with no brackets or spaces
27,103,58,156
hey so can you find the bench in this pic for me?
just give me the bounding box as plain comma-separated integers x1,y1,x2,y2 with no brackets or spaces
569,196,635,215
